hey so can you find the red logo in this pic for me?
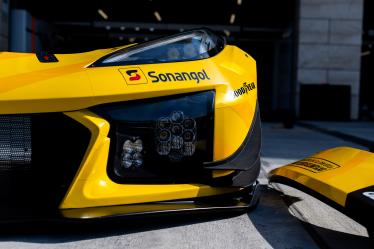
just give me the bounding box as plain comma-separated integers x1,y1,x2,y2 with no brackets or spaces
119,67,148,85
126,70,141,81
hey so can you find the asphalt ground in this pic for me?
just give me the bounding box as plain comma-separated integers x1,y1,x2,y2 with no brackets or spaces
300,121,374,143
0,123,371,249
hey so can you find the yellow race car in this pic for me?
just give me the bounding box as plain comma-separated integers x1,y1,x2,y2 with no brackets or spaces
1,28,373,234
0,29,261,221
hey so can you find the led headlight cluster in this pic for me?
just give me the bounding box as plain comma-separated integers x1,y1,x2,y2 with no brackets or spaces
121,138,143,169
156,111,197,161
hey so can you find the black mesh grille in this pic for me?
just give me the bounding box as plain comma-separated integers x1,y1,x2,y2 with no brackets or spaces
0,113,90,213
0,115,32,170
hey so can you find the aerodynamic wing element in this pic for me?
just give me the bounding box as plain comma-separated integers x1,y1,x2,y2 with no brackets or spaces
269,147,374,230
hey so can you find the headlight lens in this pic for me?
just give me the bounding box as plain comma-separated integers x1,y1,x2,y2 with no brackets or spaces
155,111,197,160
90,29,225,67
121,138,144,170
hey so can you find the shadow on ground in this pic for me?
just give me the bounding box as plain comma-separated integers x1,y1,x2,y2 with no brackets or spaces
249,185,372,249
0,210,244,244
0,185,371,249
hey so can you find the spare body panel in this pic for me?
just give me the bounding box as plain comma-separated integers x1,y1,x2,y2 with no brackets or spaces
269,146,374,229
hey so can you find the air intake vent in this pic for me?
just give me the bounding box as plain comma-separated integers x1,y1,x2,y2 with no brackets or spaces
0,115,32,170
0,113,90,212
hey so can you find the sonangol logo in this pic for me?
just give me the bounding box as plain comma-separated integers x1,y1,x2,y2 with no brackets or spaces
363,192,374,200
119,67,148,85
126,69,141,81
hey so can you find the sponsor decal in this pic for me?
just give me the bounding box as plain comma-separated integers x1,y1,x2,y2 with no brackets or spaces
290,157,340,173
119,67,148,85
148,69,210,84
233,82,256,98
126,70,141,81
363,192,374,201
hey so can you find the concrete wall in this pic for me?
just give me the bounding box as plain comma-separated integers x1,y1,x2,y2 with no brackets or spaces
297,0,364,119
9,9,32,52
9,9,53,53
0,0,9,51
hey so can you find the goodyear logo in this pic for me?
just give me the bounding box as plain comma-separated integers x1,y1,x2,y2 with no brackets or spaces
119,67,148,85
233,82,256,98
291,157,340,173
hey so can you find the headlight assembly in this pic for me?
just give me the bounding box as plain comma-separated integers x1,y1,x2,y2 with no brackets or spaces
92,91,215,183
90,29,225,67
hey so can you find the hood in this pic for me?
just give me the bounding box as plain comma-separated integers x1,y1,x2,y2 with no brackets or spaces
0,45,255,114
0,49,109,114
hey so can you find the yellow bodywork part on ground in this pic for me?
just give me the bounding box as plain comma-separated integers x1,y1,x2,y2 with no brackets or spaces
269,147,374,207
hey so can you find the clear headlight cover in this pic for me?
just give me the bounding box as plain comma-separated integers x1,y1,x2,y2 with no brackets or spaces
91,29,225,66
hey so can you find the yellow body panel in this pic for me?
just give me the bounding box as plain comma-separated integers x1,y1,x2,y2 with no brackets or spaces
0,44,257,209
269,147,374,206
0,45,256,160
61,110,239,209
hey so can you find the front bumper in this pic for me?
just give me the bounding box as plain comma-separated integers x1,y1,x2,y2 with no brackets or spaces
58,105,262,219
0,97,261,220
60,101,262,210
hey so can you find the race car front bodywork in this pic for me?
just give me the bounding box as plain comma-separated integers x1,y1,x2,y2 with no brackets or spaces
0,29,261,220
269,147,374,230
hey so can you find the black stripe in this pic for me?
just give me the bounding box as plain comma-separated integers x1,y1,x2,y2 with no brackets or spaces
36,52,59,63
345,185,374,229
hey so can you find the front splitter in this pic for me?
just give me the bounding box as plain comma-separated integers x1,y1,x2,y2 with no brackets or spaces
60,181,261,221
0,182,260,225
